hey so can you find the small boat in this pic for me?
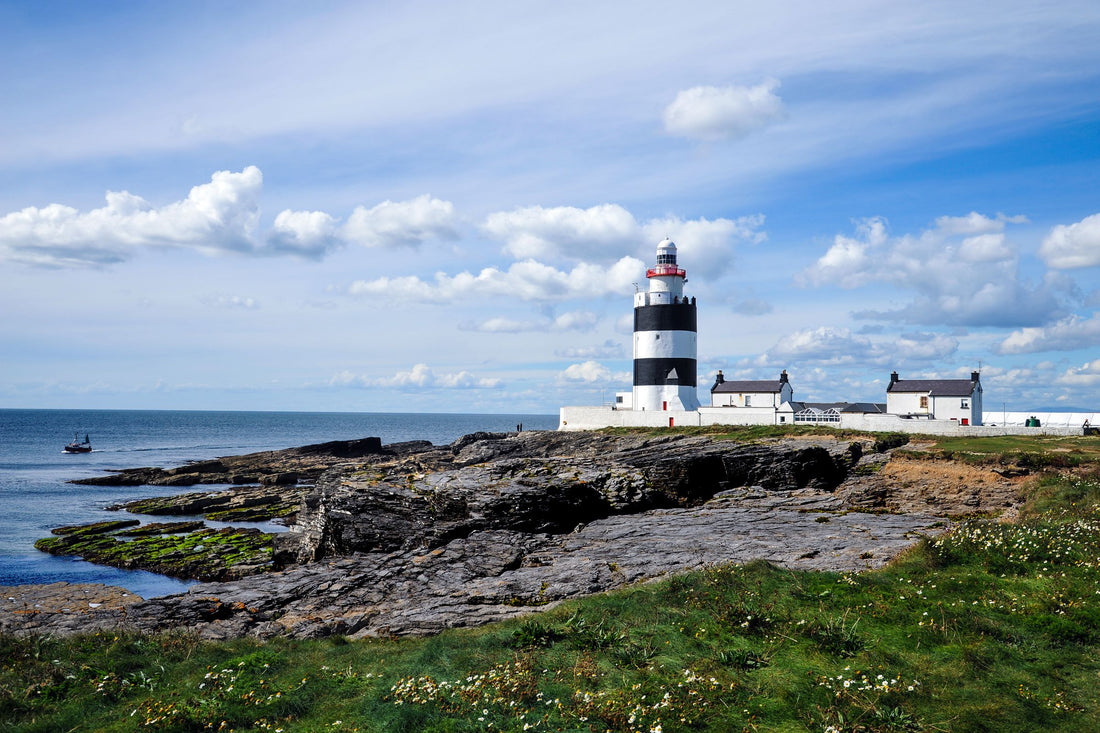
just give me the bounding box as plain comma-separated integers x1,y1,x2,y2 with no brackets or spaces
64,433,92,453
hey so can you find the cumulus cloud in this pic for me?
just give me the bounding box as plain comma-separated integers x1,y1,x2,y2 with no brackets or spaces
330,363,501,389
799,214,1063,327
348,257,644,302
1056,360,1100,387
483,204,638,261
0,168,462,267
552,310,599,331
342,194,459,249
764,327,868,364
756,326,957,366
663,80,785,141
558,360,631,384
998,313,1100,354
266,209,339,258
640,214,766,276
0,166,263,266
482,204,765,277
1040,213,1100,269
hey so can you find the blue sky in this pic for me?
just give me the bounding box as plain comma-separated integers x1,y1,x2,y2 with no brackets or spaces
2,0,1100,414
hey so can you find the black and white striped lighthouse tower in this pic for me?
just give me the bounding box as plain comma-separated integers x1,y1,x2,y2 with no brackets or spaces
632,237,700,412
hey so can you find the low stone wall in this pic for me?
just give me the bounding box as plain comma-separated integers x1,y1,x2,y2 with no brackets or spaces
560,405,1085,436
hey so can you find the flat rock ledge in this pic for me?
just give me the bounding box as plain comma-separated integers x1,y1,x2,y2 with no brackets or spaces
2,487,944,639
7,429,1008,640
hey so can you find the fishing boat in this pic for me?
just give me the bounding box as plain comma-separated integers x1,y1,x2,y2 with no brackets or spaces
64,433,92,453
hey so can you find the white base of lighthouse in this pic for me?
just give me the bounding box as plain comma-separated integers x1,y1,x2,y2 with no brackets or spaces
633,384,700,412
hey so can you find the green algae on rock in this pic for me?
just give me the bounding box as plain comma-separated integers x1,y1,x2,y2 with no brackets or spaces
35,523,274,582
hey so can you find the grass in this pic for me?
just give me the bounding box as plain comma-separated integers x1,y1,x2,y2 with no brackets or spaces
898,435,1100,469
6,442,1100,732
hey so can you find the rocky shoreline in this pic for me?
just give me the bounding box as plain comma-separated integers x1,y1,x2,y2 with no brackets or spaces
3,429,1026,639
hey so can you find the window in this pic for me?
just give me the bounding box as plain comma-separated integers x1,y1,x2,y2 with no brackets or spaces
744,395,752,406
961,399,969,409
919,396,928,409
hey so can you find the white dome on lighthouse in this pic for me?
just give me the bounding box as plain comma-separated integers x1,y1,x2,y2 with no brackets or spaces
655,237,678,266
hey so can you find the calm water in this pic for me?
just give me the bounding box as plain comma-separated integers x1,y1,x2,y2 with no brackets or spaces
0,409,556,598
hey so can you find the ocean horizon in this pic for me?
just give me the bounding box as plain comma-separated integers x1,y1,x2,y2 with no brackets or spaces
0,408,557,598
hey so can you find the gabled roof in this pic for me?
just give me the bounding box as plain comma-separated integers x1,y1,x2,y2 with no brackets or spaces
787,401,886,414
887,379,977,397
712,380,787,394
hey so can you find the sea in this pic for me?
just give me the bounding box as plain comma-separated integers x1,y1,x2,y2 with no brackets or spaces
0,409,557,598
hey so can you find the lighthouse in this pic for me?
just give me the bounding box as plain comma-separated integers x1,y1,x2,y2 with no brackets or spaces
632,237,700,412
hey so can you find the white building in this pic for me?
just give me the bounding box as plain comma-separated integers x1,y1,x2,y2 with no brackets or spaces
709,370,793,408
886,371,983,426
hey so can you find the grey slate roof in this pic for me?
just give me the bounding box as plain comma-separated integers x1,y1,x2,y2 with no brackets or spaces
788,401,887,414
712,380,786,393
887,379,977,397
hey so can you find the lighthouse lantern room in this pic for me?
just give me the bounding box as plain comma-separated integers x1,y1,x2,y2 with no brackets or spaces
632,238,700,412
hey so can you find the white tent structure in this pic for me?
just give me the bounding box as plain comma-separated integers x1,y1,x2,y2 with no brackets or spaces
983,411,1100,428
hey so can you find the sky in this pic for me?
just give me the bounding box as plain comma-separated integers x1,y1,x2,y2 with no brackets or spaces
2,0,1100,415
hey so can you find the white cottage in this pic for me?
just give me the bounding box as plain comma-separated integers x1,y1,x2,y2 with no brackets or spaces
885,371,983,425
710,370,794,408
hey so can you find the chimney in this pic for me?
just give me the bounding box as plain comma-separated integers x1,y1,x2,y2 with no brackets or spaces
971,371,980,382
890,371,899,385
712,370,725,391
779,369,789,384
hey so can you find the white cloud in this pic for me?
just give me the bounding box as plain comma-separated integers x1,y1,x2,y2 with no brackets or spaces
765,327,867,364
463,317,537,333
1039,213,1100,269
552,310,599,331
798,217,887,288
934,211,1009,235
348,256,644,302
800,214,1063,327
558,360,631,384
663,80,785,141
0,166,263,266
482,204,764,276
267,209,339,258
641,214,766,276
1056,360,1100,387
958,233,1012,262
998,313,1100,354
483,204,638,261
342,194,459,249
756,326,957,366
0,168,461,266
460,309,598,333
894,333,960,361
481,207,765,293
331,363,501,389
211,295,258,309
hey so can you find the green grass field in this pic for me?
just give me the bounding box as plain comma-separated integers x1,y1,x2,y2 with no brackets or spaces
5,438,1100,732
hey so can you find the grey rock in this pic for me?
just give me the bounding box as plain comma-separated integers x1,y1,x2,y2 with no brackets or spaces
2,431,955,639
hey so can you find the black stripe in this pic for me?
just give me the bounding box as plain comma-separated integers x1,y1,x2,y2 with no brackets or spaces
633,358,697,387
634,303,696,332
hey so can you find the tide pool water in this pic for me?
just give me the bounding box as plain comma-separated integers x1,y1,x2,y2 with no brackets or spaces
0,409,556,597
